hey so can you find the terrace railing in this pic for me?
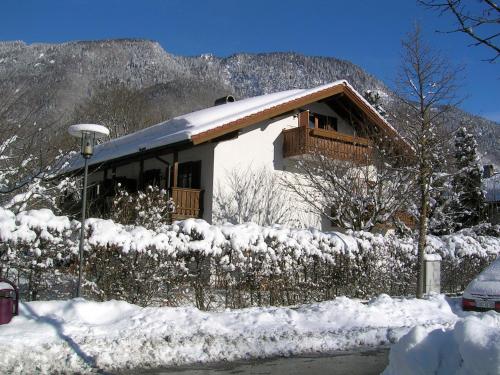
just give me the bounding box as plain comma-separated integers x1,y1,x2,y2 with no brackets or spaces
282,127,372,162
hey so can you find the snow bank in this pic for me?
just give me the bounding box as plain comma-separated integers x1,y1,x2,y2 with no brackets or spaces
382,313,500,375
0,295,458,374
84,218,353,258
0,207,73,244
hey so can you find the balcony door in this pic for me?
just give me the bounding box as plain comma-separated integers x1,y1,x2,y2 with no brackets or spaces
309,112,338,131
299,110,338,131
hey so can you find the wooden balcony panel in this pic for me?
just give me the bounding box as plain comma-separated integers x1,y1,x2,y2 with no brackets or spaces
310,128,372,146
171,187,204,220
394,210,415,228
283,127,372,162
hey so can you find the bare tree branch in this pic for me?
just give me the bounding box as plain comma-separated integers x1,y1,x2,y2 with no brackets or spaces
282,142,416,232
213,166,297,226
418,0,500,61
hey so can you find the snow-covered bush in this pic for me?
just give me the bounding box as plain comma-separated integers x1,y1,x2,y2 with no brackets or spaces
0,207,79,300
109,185,173,230
0,208,498,307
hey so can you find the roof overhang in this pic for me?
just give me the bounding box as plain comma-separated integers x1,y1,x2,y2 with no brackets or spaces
190,81,405,151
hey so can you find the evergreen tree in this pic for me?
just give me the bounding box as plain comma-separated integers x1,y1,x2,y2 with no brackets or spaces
451,127,486,229
363,90,388,118
428,173,455,235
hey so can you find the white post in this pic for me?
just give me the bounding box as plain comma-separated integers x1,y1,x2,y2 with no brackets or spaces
424,253,441,295
76,157,89,298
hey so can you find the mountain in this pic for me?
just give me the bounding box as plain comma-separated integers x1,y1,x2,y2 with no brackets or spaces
0,39,498,166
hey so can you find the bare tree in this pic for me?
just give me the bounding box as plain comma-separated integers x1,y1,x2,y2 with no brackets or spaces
0,75,67,207
418,0,500,61
395,24,462,298
213,166,296,226
284,144,416,232
71,82,163,139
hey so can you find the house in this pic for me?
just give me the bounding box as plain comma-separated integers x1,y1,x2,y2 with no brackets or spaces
63,80,408,230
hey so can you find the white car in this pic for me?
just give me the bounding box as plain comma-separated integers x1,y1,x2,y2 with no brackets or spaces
462,256,500,312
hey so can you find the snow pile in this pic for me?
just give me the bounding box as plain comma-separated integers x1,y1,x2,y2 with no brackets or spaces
0,294,458,374
0,207,74,244
383,313,500,375
86,218,355,258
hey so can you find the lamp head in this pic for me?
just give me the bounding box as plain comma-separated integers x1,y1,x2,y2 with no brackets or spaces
81,132,94,158
68,124,109,159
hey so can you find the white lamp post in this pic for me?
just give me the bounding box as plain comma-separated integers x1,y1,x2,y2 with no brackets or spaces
68,124,109,298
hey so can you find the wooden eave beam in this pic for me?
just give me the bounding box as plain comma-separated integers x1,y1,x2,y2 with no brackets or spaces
342,87,399,140
327,97,367,133
342,86,413,156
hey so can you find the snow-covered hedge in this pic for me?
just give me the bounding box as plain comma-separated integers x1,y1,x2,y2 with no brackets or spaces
427,224,500,293
0,208,498,307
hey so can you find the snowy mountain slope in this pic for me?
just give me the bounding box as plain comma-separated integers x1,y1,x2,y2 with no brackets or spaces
176,51,388,98
0,39,498,165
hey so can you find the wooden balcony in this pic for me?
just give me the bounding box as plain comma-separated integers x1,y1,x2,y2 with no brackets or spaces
282,127,373,162
171,187,204,220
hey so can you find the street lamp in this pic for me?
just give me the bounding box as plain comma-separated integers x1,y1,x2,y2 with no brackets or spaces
68,124,109,298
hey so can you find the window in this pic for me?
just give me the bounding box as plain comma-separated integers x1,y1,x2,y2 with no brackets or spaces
177,161,201,189
308,112,338,131
308,113,315,128
317,114,337,131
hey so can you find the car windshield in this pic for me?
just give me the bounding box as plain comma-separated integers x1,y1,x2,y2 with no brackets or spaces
477,257,500,281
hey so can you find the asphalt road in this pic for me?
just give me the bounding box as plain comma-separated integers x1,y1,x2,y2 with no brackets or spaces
127,348,390,375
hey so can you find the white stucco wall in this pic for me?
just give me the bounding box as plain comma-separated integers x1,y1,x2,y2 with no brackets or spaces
211,114,329,230
212,115,295,174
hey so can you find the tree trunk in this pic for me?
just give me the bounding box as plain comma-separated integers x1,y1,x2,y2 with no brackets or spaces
416,182,428,298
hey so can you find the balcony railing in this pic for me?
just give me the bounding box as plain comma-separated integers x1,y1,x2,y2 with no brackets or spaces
171,187,204,220
283,127,373,162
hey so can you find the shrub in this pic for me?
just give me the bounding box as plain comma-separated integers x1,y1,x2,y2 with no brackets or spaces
0,208,498,308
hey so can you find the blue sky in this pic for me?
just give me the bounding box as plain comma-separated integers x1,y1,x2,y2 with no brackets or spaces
1,0,498,122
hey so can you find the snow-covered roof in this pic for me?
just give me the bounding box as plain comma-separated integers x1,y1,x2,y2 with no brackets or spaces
484,174,500,202
62,80,396,173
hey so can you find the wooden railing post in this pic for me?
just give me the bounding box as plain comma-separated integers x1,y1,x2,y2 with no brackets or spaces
172,151,179,188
